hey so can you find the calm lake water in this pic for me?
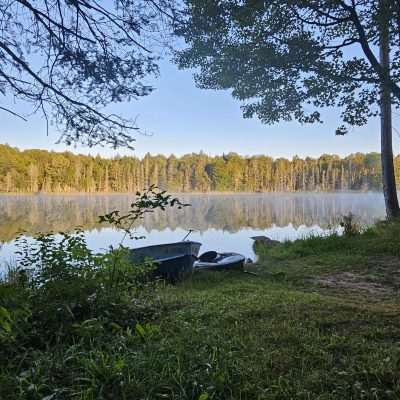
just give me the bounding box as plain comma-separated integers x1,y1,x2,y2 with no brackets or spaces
0,192,387,266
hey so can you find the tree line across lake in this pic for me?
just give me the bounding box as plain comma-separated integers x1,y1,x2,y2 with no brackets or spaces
1,144,399,193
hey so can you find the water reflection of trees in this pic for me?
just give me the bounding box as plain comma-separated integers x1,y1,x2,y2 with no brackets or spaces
0,193,386,243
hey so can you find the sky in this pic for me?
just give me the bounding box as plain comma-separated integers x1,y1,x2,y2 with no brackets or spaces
1,59,400,160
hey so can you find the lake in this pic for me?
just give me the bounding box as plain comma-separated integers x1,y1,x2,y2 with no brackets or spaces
0,192,387,266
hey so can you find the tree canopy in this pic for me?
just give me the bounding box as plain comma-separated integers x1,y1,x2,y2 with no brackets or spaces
0,0,174,148
175,0,399,131
174,0,400,216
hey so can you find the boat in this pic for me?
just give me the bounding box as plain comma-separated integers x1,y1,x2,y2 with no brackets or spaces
129,241,201,282
194,251,245,272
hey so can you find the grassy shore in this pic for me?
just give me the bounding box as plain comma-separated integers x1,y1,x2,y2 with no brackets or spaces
1,221,400,399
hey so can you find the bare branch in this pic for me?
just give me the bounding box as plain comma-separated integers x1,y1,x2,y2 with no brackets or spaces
0,105,28,121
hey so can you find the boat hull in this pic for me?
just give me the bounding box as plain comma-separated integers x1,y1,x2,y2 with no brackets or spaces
152,254,197,281
129,241,201,282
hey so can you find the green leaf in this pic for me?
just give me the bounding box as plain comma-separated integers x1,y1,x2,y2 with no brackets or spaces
198,393,209,400
110,322,122,332
0,320,11,333
0,306,11,322
135,322,146,339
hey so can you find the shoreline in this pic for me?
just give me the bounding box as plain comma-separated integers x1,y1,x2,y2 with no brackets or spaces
0,190,388,197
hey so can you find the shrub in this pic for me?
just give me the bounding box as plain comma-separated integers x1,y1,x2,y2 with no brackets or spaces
0,187,191,399
0,187,188,349
340,212,361,236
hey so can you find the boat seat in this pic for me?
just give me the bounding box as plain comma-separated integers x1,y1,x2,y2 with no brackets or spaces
198,251,218,262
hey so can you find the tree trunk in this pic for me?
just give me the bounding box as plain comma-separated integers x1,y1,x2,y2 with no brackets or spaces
379,0,400,218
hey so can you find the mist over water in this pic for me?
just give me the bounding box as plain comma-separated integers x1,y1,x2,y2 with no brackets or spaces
0,192,387,263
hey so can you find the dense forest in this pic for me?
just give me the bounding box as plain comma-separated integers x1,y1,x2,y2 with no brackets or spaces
1,144,399,193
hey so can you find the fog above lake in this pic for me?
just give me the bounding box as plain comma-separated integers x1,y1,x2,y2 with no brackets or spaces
0,192,386,240
0,192,387,260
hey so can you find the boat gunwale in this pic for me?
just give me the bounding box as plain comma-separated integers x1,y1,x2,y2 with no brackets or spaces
132,241,202,252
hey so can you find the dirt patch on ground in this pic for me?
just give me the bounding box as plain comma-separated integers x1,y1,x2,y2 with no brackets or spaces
317,256,400,296
317,272,389,294
364,256,400,278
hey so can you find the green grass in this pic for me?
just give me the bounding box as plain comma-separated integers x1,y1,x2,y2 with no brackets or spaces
2,221,400,399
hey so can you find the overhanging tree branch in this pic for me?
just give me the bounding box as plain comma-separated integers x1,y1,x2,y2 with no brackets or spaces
0,40,135,130
0,106,28,120
0,0,175,147
339,0,400,99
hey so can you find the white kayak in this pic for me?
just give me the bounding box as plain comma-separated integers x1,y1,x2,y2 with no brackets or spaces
194,252,245,271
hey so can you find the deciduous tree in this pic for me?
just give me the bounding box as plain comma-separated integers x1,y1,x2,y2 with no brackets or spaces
174,0,400,217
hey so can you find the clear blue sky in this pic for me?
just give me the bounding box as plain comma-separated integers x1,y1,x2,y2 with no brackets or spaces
1,59,399,159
